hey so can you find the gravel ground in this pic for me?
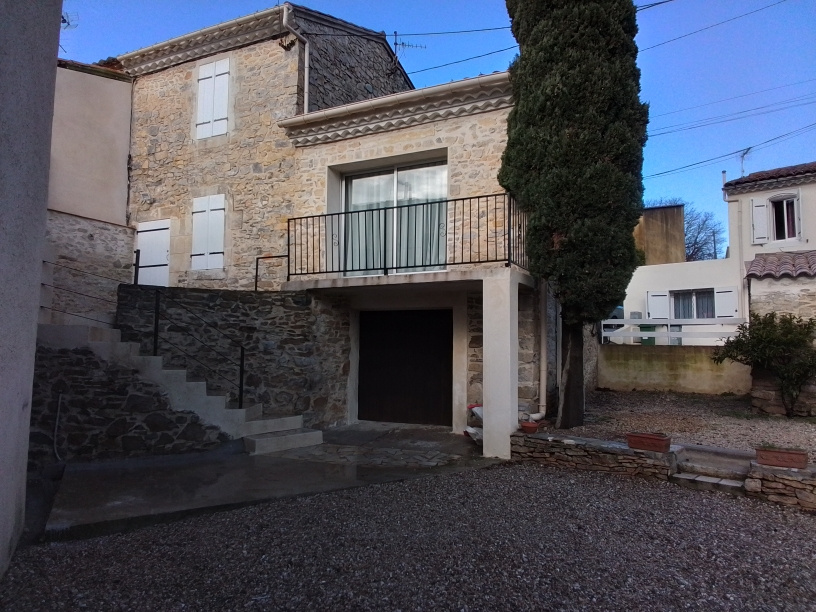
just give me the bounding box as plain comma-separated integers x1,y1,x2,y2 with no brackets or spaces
2,462,815,612
538,390,816,455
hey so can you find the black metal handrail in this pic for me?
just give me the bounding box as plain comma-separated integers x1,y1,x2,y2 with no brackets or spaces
284,193,528,280
148,289,247,411
41,260,130,326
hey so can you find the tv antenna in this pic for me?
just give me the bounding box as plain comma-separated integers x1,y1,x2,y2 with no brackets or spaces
392,31,425,54
61,12,79,30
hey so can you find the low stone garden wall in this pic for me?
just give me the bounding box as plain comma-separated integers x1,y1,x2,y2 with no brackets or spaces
745,463,816,511
751,369,816,417
511,432,677,480
29,345,225,473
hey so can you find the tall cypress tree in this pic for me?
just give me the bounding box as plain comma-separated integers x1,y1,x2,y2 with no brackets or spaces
498,0,648,428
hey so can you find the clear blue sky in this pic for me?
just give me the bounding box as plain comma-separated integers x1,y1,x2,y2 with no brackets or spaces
59,0,816,246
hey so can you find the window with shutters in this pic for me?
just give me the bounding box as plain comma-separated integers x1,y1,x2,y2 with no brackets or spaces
196,59,230,139
751,193,800,244
191,195,225,270
648,286,738,320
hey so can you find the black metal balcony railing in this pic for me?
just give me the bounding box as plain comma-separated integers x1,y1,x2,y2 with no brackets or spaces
283,193,528,279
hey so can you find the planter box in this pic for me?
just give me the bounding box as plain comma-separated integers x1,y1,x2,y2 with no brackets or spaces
626,432,670,453
519,422,539,434
755,448,809,469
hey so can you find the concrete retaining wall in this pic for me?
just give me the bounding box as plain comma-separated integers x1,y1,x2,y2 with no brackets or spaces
598,344,751,395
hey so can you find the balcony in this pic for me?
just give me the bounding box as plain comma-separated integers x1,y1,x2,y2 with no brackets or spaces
277,194,528,284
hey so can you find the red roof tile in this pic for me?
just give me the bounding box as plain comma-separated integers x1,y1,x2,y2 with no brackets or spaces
724,161,816,188
745,251,816,279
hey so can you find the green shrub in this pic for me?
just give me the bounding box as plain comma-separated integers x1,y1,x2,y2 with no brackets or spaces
712,312,816,417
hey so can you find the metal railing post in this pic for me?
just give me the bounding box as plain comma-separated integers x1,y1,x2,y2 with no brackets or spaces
254,257,260,292
506,195,512,267
238,346,245,411
287,219,292,281
153,290,160,356
133,249,141,285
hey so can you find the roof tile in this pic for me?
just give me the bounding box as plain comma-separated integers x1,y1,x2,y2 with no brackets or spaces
745,251,816,279
724,161,816,188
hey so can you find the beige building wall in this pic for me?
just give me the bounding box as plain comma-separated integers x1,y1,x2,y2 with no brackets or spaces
633,204,685,265
48,64,132,225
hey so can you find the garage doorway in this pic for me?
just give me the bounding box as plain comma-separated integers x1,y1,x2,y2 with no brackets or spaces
358,310,453,426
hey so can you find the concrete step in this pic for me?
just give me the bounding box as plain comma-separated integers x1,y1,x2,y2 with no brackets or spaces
38,324,121,348
244,428,323,455
676,460,749,481
240,414,303,438
670,472,745,496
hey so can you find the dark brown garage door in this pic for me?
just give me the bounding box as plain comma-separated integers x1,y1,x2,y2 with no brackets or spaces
358,310,452,426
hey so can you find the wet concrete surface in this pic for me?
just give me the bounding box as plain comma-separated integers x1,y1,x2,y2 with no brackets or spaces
37,423,494,541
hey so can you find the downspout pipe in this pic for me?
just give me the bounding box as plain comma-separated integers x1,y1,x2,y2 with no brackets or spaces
283,3,309,114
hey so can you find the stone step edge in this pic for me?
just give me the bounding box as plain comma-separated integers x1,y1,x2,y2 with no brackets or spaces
676,460,750,481
670,472,746,495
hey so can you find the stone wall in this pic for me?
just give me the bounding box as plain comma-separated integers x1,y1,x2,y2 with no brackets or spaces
115,285,350,427
745,462,816,511
466,290,540,414
44,210,135,325
598,344,751,395
751,369,816,417
512,433,676,480
298,14,412,112
750,276,816,319
29,345,225,473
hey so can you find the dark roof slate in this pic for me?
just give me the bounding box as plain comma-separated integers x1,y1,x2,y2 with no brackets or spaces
745,251,816,279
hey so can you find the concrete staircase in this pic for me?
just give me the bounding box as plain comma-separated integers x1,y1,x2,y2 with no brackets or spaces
670,444,753,496
37,324,322,454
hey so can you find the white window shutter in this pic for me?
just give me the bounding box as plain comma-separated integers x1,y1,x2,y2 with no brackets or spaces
751,198,768,244
212,59,229,136
191,196,210,270
196,63,215,139
647,291,670,319
714,286,738,318
208,194,226,269
795,192,802,239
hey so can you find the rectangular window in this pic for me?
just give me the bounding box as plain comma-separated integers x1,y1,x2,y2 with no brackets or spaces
196,59,229,139
191,195,225,270
344,162,447,274
671,289,715,319
772,197,797,240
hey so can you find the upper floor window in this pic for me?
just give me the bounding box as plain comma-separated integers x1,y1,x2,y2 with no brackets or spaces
196,59,229,139
647,287,738,320
751,193,800,244
672,289,714,319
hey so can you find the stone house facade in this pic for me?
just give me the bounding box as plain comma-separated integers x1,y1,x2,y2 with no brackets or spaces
41,4,557,460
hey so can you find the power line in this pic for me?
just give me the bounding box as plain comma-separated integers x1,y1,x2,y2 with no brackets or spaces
644,120,816,179
652,77,816,118
407,45,518,75
636,0,678,11
641,0,790,52
648,92,816,137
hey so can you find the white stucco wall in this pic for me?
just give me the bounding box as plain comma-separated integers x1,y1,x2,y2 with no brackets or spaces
621,257,743,346
0,0,62,576
48,65,132,225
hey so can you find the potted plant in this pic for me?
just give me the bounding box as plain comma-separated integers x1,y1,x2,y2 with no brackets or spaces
755,443,809,469
520,421,539,434
626,432,671,453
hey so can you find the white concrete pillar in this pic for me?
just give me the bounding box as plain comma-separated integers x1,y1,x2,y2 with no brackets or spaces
451,293,468,435
482,270,519,458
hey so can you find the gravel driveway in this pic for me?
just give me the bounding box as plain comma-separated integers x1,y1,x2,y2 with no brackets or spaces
541,390,816,456
2,462,815,611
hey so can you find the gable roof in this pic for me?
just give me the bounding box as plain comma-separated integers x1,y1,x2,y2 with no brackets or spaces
723,161,816,196
114,3,400,77
745,251,816,280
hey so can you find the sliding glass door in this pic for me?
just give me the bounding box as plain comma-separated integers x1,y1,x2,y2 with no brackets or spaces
345,162,447,275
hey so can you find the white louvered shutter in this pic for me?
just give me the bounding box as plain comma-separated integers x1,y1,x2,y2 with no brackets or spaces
714,286,738,318
212,59,230,137
751,198,768,244
191,195,225,270
647,291,670,320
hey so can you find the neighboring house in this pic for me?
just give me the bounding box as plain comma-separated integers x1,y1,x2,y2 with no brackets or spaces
41,60,134,326
724,161,816,319
633,203,686,266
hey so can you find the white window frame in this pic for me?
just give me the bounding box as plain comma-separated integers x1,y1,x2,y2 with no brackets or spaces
195,58,230,139
648,286,738,320
751,192,801,244
670,289,715,320
191,195,226,270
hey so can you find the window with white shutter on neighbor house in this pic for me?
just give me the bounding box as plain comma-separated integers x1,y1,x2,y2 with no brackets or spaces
196,59,229,139
191,195,225,270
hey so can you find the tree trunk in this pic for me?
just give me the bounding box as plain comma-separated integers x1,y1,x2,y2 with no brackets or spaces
556,321,584,429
